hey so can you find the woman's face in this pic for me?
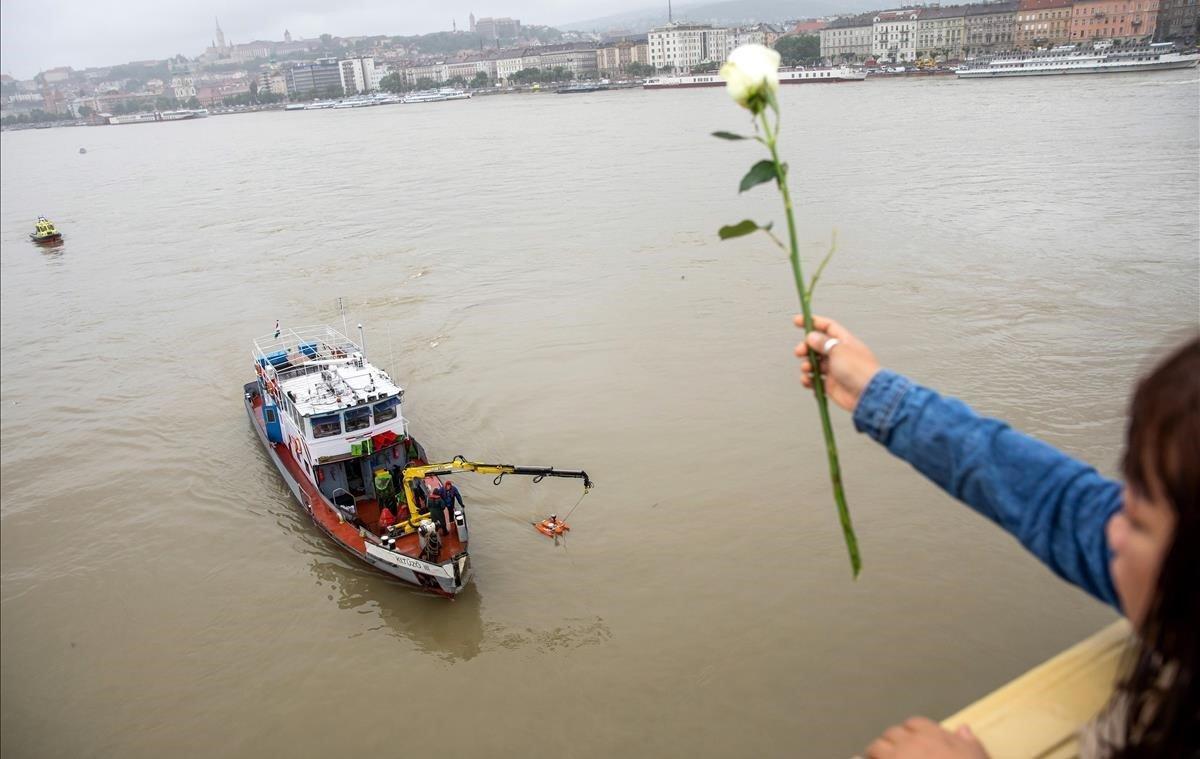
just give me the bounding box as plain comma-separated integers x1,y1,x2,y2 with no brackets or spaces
1107,483,1177,628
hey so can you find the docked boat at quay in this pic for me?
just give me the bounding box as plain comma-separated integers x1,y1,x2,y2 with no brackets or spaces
401,88,471,103
556,83,611,94
284,90,470,111
956,42,1199,78
644,66,866,90
285,93,402,111
332,94,401,109
245,325,591,596
106,109,208,125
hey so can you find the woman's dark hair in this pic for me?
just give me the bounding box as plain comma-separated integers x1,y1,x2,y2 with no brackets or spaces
1115,336,1199,756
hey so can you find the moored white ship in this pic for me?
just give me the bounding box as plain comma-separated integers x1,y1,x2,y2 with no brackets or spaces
644,66,865,89
401,88,472,104
957,42,1199,78
106,112,159,125
107,109,208,125
159,109,209,120
780,67,867,83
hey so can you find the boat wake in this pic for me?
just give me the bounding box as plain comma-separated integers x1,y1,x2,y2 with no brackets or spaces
1129,76,1200,86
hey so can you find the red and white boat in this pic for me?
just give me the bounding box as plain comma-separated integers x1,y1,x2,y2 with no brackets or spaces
643,66,866,89
244,325,592,596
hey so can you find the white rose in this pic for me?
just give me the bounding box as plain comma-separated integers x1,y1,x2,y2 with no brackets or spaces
720,44,780,113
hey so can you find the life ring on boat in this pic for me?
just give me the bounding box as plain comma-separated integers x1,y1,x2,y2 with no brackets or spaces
267,379,279,396
535,518,569,538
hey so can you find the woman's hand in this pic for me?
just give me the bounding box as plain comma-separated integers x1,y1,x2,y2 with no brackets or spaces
794,315,882,413
865,718,989,759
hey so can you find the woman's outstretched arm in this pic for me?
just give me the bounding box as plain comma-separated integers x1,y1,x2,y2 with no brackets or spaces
797,315,1122,609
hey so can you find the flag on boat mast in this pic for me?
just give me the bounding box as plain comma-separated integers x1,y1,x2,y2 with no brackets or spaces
274,319,280,339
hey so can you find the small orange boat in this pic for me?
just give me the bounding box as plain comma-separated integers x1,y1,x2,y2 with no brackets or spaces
535,515,570,537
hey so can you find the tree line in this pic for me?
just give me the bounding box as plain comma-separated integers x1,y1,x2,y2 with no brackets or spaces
378,71,493,92
1,109,75,126
774,35,823,67
508,67,575,84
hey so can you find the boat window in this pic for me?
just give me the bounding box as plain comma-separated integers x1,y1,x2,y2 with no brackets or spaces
345,406,372,432
374,397,399,423
312,414,342,438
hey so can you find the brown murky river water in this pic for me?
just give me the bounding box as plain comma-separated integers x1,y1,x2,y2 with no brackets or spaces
2,72,1197,757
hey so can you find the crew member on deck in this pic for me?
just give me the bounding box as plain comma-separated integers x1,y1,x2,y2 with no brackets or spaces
428,487,448,536
411,481,427,514
443,480,464,512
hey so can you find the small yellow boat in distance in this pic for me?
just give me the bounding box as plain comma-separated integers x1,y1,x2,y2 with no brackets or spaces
30,216,62,243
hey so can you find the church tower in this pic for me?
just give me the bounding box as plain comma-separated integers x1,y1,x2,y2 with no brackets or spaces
215,17,227,49
469,13,476,32
284,28,292,42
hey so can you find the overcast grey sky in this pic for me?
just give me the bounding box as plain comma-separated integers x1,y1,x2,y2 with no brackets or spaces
1,0,656,80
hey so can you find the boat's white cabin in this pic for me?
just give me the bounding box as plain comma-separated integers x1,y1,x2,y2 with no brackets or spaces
251,326,408,466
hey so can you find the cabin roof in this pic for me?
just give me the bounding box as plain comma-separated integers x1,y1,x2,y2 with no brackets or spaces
252,325,403,416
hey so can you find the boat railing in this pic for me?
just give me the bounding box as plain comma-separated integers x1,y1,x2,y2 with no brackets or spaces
277,357,382,398
252,325,362,378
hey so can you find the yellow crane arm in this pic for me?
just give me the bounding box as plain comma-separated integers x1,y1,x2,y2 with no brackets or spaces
394,455,593,530
403,455,593,488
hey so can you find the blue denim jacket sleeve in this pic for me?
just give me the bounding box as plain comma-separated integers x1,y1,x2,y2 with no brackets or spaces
852,369,1123,610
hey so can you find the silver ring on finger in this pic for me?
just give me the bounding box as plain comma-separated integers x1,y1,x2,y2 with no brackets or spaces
823,337,841,354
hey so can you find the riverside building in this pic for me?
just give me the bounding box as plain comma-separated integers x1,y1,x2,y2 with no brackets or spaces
648,24,729,70
820,14,876,61
285,60,342,96
597,38,651,76
1070,0,1160,42
402,63,447,85
534,43,600,78
494,52,533,83
444,57,497,82
339,57,383,94
1154,0,1199,43
725,24,786,54
916,6,968,58
1015,0,1075,49
873,9,921,62
964,1,1019,56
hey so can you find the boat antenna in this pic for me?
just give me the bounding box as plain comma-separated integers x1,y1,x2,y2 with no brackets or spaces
337,296,349,337
358,323,367,359
387,321,395,375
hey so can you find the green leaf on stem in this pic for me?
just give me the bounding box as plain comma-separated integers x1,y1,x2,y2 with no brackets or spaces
711,131,749,140
717,219,771,240
738,160,778,193
806,230,837,299
765,87,780,115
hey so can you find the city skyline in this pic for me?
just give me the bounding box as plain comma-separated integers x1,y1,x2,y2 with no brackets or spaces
0,0,652,79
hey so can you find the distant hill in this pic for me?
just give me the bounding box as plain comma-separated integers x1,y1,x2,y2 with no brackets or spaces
561,0,878,33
